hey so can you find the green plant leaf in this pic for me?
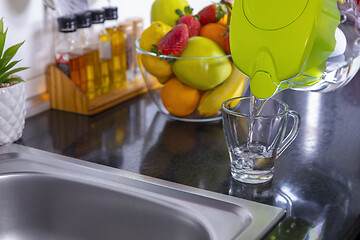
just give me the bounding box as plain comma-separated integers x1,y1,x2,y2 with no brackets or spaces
0,41,25,69
2,77,24,84
0,66,29,83
0,60,21,75
0,55,9,70
0,28,7,59
0,18,3,33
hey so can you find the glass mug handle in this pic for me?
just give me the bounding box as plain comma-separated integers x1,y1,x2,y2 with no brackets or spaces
277,110,301,157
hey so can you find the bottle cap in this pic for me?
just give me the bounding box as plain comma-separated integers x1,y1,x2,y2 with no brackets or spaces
104,7,118,20
57,15,76,32
75,11,92,28
91,9,105,24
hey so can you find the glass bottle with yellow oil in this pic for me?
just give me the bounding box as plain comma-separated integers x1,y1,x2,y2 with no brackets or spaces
90,9,113,95
75,11,102,100
104,7,127,89
55,16,86,92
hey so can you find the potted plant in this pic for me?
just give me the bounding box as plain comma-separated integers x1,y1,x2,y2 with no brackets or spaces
0,18,29,145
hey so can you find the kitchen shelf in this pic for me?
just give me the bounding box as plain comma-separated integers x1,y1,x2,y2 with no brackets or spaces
46,65,148,115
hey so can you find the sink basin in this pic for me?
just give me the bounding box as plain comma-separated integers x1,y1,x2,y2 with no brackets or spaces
0,144,284,240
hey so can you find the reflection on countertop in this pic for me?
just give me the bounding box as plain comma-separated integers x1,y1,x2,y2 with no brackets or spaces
141,112,229,191
20,73,360,239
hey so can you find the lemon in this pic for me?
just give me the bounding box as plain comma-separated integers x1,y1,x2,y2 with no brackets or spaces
141,55,173,80
139,21,172,51
140,21,173,82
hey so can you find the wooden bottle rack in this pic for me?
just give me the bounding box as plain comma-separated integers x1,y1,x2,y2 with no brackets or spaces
46,65,147,115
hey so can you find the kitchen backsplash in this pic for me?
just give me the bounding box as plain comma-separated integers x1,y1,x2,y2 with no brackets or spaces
0,0,210,100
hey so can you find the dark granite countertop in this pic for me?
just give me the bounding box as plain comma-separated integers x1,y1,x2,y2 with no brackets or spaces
20,73,360,240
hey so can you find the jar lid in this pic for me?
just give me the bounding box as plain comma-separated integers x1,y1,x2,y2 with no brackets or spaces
104,7,118,20
75,11,92,28
119,21,133,33
127,17,143,25
57,15,76,32
91,9,105,24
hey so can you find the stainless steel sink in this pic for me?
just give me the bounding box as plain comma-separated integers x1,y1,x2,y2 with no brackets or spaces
0,144,284,240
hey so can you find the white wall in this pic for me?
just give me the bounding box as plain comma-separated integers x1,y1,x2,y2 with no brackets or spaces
0,0,213,100
0,0,54,99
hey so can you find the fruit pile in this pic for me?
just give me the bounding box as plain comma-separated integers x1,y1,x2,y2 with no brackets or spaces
139,0,248,118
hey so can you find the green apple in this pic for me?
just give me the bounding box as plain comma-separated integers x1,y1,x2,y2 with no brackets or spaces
172,36,232,91
151,0,189,27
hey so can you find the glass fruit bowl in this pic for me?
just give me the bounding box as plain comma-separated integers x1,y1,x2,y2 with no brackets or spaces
136,37,249,122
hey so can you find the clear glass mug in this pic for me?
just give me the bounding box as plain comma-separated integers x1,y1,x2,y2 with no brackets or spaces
222,97,301,184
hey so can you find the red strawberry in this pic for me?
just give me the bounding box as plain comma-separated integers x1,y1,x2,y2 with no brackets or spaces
176,6,201,37
197,4,226,26
157,24,189,57
223,32,230,54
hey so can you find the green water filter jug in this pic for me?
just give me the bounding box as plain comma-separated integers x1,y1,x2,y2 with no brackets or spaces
230,0,360,99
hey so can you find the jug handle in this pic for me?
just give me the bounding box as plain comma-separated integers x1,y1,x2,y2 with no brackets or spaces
277,110,301,157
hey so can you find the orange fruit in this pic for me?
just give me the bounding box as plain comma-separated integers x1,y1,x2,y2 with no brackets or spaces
199,23,227,49
161,78,201,117
217,14,229,26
